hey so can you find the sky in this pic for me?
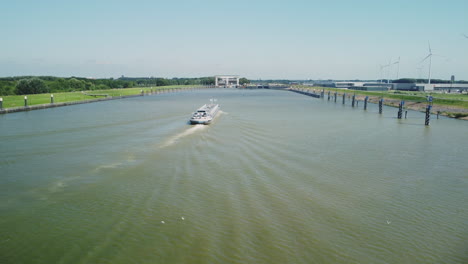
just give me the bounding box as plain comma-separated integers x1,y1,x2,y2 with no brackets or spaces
1,0,467,80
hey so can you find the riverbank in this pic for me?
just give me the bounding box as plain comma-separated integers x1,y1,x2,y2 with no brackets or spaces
292,86,468,120
0,85,206,114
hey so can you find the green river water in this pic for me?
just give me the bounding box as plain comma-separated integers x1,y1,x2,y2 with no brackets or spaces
0,89,467,263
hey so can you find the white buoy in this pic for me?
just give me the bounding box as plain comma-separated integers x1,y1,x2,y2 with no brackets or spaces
181,217,184,220
161,221,165,224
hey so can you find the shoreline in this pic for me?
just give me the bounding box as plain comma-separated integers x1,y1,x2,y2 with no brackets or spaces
0,86,206,115
0,94,142,114
365,96,468,120
289,88,468,120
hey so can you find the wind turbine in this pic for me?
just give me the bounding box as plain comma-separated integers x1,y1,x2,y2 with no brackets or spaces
416,66,423,79
379,64,389,83
392,57,400,80
420,42,433,84
386,58,392,83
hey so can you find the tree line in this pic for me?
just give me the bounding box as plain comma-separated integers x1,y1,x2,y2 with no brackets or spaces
0,76,250,96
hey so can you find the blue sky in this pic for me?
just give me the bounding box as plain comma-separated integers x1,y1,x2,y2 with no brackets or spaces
1,0,467,80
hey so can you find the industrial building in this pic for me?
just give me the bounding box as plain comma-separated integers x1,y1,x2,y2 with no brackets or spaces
310,80,468,92
392,83,468,92
215,75,239,87
312,81,390,91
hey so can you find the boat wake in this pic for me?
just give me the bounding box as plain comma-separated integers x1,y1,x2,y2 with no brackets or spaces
160,125,207,148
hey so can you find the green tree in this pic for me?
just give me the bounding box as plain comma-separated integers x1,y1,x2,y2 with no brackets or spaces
68,78,86,91
96,84,108,90
156,78,169,86
0,82,16,95
15,78,50,94
239,78,250,85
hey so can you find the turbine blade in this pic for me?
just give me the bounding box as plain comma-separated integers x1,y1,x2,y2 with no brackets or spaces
420,54,431,63
463,34,468,39
428,41,432,54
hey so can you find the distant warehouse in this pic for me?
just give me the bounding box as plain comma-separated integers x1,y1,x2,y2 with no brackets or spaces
392,83,468,92
313,81,390,91
311,80,468,92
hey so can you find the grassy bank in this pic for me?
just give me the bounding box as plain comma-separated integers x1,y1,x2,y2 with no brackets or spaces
0,86,195,109
293,86,468,109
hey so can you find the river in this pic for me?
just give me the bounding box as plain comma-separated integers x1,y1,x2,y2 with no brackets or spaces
0,89,467,263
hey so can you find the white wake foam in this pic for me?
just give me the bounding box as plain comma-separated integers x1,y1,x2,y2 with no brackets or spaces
160,124,207,148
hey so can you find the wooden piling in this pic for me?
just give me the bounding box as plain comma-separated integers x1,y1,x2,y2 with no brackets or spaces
342,93,346,104
425,105,431,125
379,99,383,114
397,101,404,119
364,96,368,110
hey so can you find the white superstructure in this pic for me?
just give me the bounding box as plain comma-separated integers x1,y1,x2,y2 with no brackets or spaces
189,100,220,125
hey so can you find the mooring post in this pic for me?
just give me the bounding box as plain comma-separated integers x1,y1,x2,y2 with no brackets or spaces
397,100,404,119
405,111,408,119
352,94,356,107
51,94,54,104
321,89,325,99
24,96,28,107
0,98,3,109
364,96,368,110
437,111,440,119
379,98,383,114
334,92,337,103
342,93,346,105
425,105,431,126
328,91,331,101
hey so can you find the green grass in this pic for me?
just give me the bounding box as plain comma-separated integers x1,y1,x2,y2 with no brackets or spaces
294,86,468,109
0,85,195,109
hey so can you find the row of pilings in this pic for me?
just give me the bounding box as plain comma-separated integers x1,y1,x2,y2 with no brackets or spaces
289,88,435,126
0,86,209,115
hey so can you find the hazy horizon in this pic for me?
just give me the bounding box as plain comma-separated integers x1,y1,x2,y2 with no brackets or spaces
2,0,467,80
1,75,466,82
